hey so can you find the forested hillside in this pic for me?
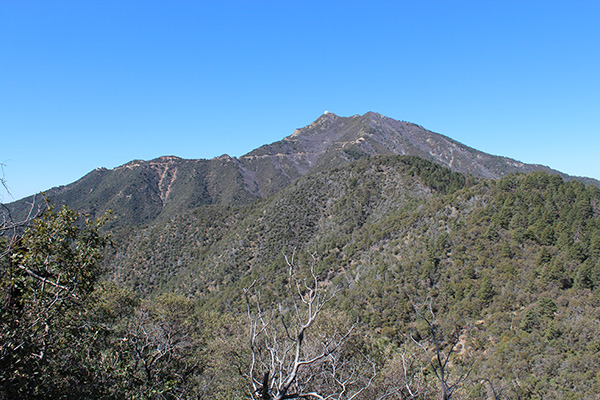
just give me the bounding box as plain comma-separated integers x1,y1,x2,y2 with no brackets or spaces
4,154,598,399
3,108,600,399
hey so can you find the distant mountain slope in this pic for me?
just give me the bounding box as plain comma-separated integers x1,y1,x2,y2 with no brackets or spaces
6,112,598,225
243,111,595,185
14,155,260,226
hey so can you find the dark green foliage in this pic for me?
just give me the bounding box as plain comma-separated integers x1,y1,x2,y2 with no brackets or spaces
0,203,111,398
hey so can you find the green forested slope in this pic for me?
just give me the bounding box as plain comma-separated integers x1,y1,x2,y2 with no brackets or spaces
4,155,600,399
105,156,465,297
96,156,600,398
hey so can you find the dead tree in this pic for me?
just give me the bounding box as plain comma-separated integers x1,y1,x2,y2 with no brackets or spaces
410,298,472,400
374,340,432,400
1,193,41,259
475,378,523,400
243,255,375,400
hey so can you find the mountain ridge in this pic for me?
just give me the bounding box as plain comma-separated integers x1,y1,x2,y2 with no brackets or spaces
7,112,599,225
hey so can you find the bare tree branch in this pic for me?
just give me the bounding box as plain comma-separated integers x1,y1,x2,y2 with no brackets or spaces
245,254,372,400
16,264,79,299
410,298,473,400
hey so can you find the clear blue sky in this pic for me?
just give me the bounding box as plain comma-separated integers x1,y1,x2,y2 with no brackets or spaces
1,0,599,201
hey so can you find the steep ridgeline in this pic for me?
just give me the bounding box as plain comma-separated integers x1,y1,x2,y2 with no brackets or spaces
245,111,594,184
7,112,598,225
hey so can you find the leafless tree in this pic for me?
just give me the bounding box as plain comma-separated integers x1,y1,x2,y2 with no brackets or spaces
116,293,204,399
1,164,45,285
243,254,375,400
473,378,523,400
0,162,9,197
410,298,473,400
1,178,42,260
374,340,432,400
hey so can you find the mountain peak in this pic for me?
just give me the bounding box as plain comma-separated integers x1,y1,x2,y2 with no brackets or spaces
314,110,340,123
247,112,598,187
7,111,599,227
363,111,384,119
